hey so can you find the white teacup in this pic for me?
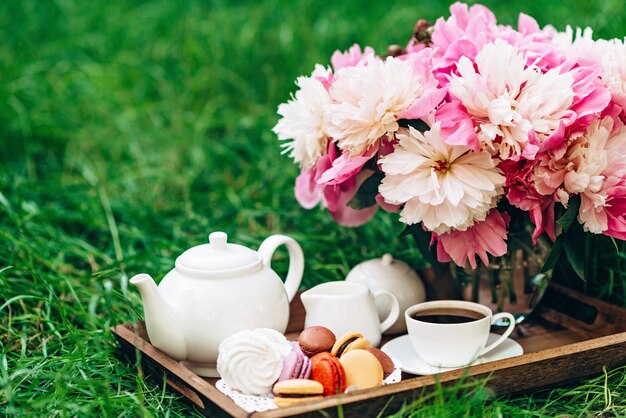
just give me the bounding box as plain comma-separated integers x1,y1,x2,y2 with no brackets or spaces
405,300,515,368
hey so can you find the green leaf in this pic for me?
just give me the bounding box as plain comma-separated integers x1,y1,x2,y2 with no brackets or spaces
400,223,423,237
397,119,429,132
403,224,441,272
540,235,564,273
346,171,384,210
609,236,620,255
564,237,586,281
0,191,12,214
508,231,534,254
556,195,581,231
0,266,14,276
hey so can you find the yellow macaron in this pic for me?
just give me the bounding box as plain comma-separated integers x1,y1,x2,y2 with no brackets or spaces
272,379,324,407
330,332,372,358
339,349,383,390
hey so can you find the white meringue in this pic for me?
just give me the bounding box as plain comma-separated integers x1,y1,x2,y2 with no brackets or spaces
217,328,292,395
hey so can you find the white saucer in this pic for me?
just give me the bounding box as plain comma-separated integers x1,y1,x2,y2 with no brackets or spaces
381,333,523,375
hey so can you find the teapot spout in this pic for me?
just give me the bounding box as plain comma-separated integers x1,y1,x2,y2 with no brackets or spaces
130,274,187,360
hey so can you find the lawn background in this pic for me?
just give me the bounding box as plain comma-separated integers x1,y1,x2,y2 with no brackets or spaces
1,0,626,416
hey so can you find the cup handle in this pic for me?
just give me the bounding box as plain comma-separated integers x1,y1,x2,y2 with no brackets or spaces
373,290,400,333
479,312,516,357
258,235,304,303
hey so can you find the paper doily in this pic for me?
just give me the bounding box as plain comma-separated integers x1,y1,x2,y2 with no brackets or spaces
216,380,278,412
384,359,403,384
216,356,403,413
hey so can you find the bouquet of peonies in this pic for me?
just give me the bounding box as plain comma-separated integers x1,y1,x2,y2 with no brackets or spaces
273,2,626,272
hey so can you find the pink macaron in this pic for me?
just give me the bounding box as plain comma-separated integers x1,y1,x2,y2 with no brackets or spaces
278,343,312,381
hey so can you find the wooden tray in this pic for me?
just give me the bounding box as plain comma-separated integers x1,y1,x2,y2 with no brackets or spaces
111,283,626,418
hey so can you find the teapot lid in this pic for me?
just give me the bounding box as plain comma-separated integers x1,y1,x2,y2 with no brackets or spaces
351,254,413,278
175,232,261,274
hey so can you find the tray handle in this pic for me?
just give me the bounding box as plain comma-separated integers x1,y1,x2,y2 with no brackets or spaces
166,377,207,409
536,283,626,336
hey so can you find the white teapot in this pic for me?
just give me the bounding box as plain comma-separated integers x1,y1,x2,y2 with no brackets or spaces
130,231,303,377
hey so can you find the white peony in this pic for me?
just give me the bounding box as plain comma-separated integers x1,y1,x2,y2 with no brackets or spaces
379,123,505,234
324,56,424,156
595,39,626,106
449,39,575,160
273,66,333,169
550,26,596,62
552,27,626,111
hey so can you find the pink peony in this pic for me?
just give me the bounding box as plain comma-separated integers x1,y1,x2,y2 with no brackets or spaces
434,210,510,269
295,143,378,227
569,117,626,234
579,178,626,239
502,159,557,243
276,2,626,271
532,147,569,199
438,39,577,161
601,181,626,240
294,167,323,209
330,44,375,71
428,2,498,81
323,169,379,227
525,116,626,236
501,14,563,71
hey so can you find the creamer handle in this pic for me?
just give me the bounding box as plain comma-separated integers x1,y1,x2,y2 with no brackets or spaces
373,290,400,333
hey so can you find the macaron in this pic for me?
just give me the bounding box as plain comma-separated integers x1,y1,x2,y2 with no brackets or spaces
339,349,383,390
330,332,371,358
272,379,324,407
365,347,395,379
310,352,347,396
298,326,336,358
278,343,312,381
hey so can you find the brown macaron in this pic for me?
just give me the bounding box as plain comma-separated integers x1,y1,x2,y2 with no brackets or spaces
365,348,395,379
298,326,336,358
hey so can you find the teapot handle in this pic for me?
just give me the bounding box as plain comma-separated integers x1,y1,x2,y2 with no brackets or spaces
258,235,304,303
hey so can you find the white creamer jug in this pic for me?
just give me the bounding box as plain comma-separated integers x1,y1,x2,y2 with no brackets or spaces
301,281,399,346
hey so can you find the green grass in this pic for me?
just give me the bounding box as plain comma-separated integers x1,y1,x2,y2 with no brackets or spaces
1,0,626,416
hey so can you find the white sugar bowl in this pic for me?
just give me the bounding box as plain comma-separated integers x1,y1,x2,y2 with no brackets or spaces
346,254,425,334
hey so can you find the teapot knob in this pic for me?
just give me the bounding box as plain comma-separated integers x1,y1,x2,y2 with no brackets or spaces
382,253,393,266
209,232,228,249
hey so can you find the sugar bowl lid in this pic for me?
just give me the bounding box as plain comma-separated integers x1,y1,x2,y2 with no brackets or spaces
349,254,413,278
175,232,261,274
